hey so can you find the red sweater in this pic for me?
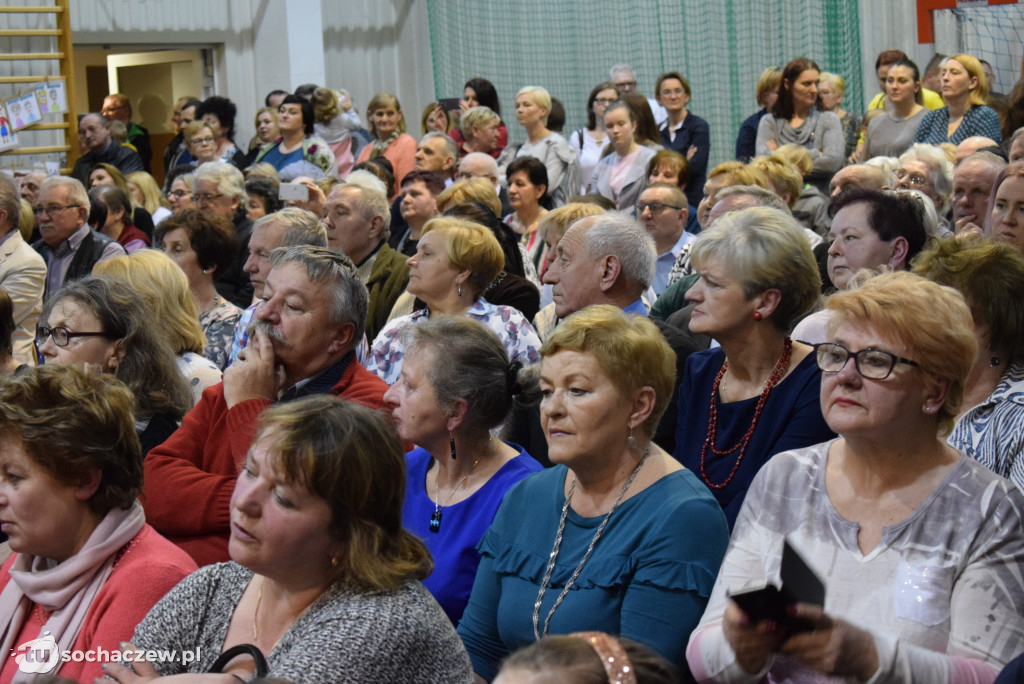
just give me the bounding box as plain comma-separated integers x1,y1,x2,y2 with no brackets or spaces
142,359,388,567
0,524,196,683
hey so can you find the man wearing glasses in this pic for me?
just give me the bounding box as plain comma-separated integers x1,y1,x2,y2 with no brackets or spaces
102,93,152,170
30,176,125,299
637,183,696,296
69,112,144,188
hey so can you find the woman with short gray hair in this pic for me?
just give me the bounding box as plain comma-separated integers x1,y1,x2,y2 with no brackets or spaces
672,206,834,528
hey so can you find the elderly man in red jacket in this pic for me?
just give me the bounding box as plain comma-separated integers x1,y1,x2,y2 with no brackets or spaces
144,245,388,566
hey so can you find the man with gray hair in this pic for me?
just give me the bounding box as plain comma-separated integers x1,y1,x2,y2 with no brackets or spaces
32,176,125,299
228,206,327,364
144,244,389,566
70,112,144,186
953,151,1006,235
414,131,458,183
0,174,45,364
543,212,657,321
323,182,409,339
609,63,667,125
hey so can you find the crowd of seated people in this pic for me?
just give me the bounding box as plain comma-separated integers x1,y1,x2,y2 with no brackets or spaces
2,55,1024,682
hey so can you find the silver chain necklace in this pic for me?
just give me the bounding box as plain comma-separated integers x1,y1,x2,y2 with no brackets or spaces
532,446,651,640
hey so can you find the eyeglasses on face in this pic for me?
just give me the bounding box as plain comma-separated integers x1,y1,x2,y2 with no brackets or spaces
894,169,929,187
32,204,80,217
593,97,618,106
635,201,683,214
192,193,224,204
813,342,919,380
167,190,190,199
36,326,107,348
191,137,216,146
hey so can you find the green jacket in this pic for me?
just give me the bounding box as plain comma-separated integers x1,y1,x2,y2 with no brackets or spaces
365,243,410,341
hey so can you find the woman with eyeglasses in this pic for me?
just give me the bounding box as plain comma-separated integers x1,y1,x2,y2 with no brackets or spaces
688,271,1024,683
892,143,953,234
36,275,193,454
183,120,221,167
164,167,196,213
656,71,709,208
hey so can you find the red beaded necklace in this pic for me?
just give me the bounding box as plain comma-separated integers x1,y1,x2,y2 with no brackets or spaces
700,337,793,490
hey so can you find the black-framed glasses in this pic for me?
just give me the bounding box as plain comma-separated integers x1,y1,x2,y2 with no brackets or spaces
167,189,190,199
635,201,684,214
593,97,618,105
814,342,919,380
32,204,80,217
192,193,223,204
36,326,108,348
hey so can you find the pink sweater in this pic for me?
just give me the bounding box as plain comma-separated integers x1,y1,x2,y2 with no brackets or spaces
0,524,197,683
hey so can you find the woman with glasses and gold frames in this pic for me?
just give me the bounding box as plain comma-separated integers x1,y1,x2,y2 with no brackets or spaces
892,143,954,233
36,275,192,454
688,271,1024,683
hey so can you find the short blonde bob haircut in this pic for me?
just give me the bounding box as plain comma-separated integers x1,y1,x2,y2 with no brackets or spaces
421,217,504,297
825,271,976,435
756,66,783,107
126,172,170,214
949,54,990,106
541,305,676,439
817,71,846,97
93,249,206,355
537,202,605,243
749,154,803,209
255,395,432,591
459,105,500,138
437,177,502,217
517,86,552,125
691,206,821,332
707,160,769,189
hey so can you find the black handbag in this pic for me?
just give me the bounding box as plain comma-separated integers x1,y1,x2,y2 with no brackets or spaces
208,643,269,679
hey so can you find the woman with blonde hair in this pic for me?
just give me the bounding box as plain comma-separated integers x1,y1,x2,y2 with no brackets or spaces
126,171,171,225
94,249,222,405
355,92,417,187
914,53,1003,144
458,306,729,679
437,176,502,217
818,72,859,159
366,217,541,386
696,161,769,228
736,66,783,162
498,86,578,207
243,106,280,167
689,272,1024,682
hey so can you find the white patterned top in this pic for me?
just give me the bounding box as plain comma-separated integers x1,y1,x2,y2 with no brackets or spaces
949,359,1024,493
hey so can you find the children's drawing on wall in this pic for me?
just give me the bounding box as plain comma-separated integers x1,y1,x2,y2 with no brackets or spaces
0,102,19,152
7,99,24,130
34,87,49,115
45,80,66,114
19,94,41,127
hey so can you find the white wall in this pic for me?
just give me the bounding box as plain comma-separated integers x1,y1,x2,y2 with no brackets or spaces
68,0,435,146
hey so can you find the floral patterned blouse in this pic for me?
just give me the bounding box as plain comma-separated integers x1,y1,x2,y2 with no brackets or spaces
200,297,242,371
365,298,542,386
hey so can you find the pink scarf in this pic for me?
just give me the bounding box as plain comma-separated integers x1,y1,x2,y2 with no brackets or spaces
0,501,144,683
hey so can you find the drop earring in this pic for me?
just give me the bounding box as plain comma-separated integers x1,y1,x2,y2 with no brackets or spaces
449,431,457,460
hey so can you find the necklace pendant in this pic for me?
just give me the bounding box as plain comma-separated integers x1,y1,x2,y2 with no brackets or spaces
429,510,442,533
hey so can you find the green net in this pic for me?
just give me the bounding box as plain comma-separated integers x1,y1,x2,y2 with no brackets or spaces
427,0,862,170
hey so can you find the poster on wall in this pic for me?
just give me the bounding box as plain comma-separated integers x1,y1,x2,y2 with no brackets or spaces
5,93,41,132
43,80,66,114
0,102,19,152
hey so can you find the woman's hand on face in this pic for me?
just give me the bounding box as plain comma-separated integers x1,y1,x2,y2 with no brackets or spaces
765,139,779,152
778,603,880,681
722,601,786,675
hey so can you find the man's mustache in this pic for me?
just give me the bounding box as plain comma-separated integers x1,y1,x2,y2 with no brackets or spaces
247,318,287,345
